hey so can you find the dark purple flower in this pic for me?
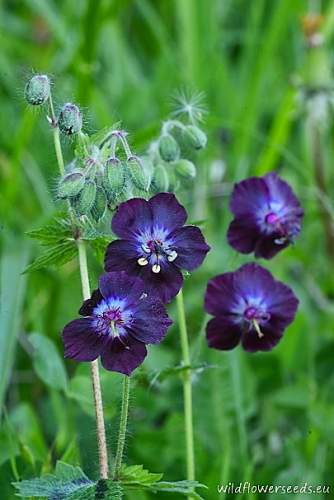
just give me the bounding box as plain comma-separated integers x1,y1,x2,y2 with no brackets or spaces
227,172,304,259
104,193,210,303
62,271,172,375
204,263,299,352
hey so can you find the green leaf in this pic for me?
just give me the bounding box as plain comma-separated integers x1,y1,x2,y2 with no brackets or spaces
120,464,163,486
29,333,68,391
13,461,123,499
119,464,206,498
24,241,77,273
27,216,72,246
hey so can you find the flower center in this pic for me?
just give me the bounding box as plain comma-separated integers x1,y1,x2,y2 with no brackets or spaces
264,211,298,245
244,306,270,338
137,237,178,273
95,306,126,338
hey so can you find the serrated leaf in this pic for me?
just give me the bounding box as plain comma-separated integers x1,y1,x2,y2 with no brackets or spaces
149,480,206,499
29,333,68,391
120,464,162,486
24,241,77,273
27,216,72,246
13,461,123,499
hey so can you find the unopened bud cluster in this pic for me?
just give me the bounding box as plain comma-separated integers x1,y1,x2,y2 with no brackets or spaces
57,131,152,221
150,118,207,193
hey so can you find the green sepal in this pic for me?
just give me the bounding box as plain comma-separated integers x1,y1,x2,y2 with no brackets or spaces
91,187,107,222
57,172,85,199
158,133,180,162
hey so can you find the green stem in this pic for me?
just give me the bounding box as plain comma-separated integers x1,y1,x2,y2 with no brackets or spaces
48,95,65,175
113,375,131,480
48,98,109,479
176,289,195,486
77,239,109,479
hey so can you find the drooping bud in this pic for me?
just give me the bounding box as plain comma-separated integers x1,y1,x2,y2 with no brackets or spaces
173,159,196,180
57,172,85,199
58,103,82,135
91,187,107,222
24,74,51,106
151,164,169,192
182,125,207,150
158,134,180,162
126,156,150,190
103,157,125,199
73,180,97,216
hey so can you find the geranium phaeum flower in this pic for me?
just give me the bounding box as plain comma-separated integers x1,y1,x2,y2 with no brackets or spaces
104,193,210,303
204,263,299,352
62,271,172,375
227,172,304,259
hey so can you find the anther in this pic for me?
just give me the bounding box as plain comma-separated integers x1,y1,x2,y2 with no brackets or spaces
167,250,178,262
152,264,161,273
138,257,148,266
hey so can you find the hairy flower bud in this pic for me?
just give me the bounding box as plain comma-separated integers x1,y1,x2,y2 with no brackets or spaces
183,125,207,150
91,187,107,222
24,74,50,106
158,134,180,162
74,180,97,216
58,103,82,135
57,172,85,199
173,159,196,179
126,156,150,190
151,164,169,192
103,157,125,199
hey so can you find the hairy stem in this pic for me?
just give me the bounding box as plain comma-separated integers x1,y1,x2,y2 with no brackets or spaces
113,375,131,480
77,239,109,479
48,95,65,175
48,97,109,479
176,289,195,488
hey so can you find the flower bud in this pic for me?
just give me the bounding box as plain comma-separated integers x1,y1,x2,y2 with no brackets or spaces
126,156,150,190
57,172,85,199
91,187,107,222
173,159,196,179
151,164,169,192
158,134,180,162
74,180,97,216
58,103,82,135
24,74,50,106
103,157,125,199
183,125,207,150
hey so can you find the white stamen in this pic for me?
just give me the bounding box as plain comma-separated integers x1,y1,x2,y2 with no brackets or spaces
141,244,151,253
138,257,148,266
167,250,178,262
152,264,161,273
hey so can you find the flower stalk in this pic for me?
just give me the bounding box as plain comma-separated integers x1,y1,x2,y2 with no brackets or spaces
176,289,195,485
113,375,131,480
77,239,109,479
48,92,109,479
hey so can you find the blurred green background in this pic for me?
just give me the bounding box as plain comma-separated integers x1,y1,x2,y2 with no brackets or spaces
1,0,334,498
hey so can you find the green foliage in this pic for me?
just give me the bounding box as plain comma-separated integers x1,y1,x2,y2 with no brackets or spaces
13,461,123,499
28,333,68,392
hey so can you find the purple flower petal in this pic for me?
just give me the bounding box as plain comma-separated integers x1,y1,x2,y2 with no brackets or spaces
104,239,139,273
127,298,173,344
170,225,210,271
229,177,269,217
204,272,242,317
79,289,103,316
264,280,299,329
227,217,260,254
241,325,283,352
135,261,184,303
234,262,276,300
99,271,145,302
206,317,241,350
254,235,288,259
63,318,107,361
264,173,303,215
101,336,147,375
111,198,152,239
149,193,187,232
